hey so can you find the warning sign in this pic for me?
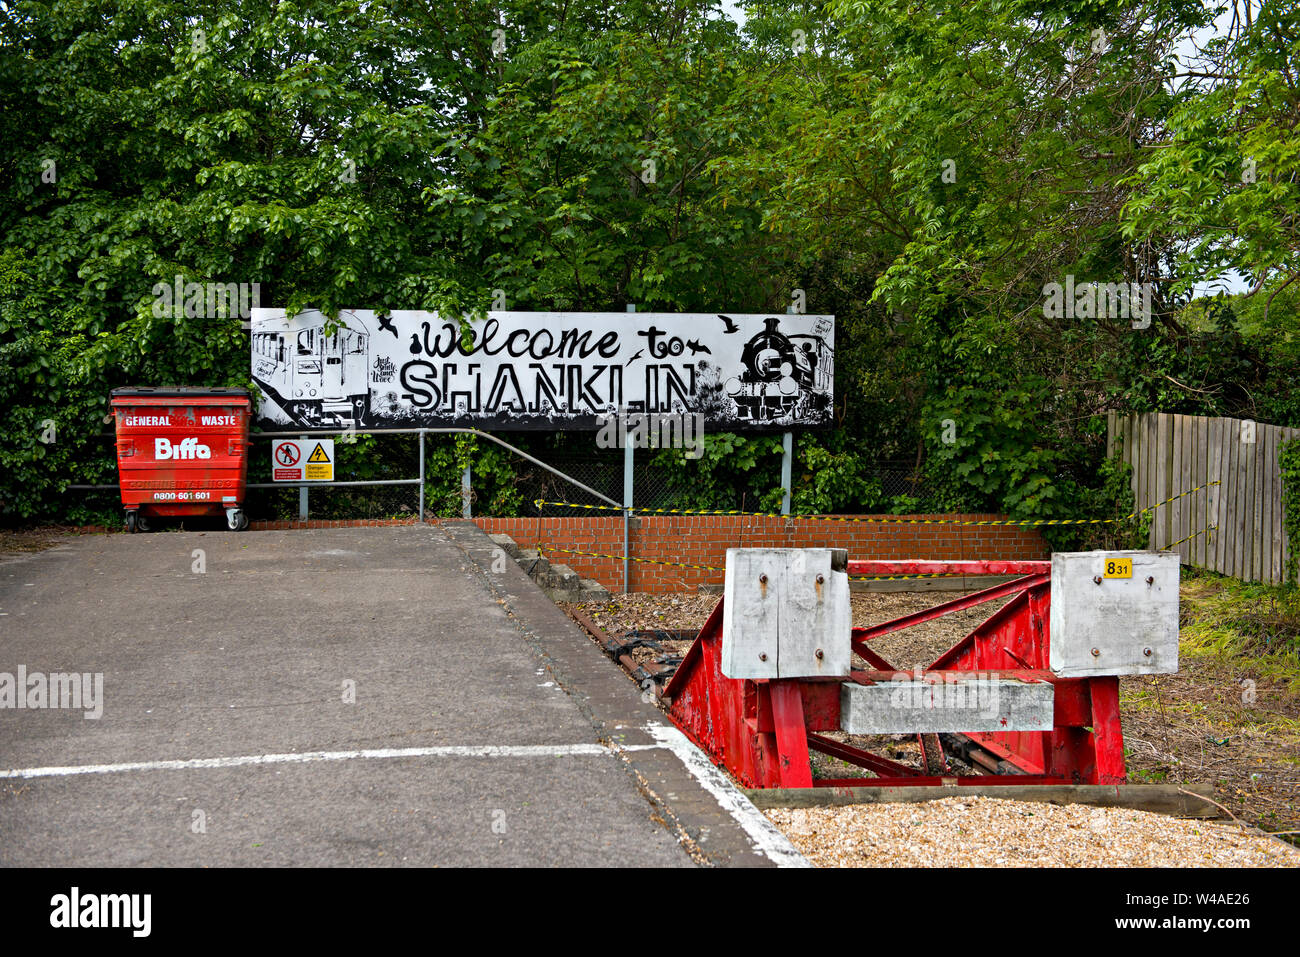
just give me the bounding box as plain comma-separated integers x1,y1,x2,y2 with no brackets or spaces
271,440,303,481
271,439,333,482
304,441,334,481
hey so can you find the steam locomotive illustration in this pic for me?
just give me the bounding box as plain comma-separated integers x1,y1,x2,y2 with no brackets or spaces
252,317,370,428
727,316,834,422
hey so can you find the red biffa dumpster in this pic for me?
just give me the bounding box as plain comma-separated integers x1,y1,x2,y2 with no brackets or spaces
110,387,253,532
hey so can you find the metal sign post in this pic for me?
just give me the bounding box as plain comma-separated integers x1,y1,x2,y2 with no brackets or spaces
781,432,793,516
298,434,309,520
781,305,796,516
624,304,635,593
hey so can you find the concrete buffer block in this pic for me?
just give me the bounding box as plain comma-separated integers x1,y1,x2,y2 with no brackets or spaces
1049,550,1180,677
721,548,851,680
839,674,1055,734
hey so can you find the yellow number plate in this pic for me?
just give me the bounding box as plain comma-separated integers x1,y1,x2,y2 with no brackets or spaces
1103,557,1133,579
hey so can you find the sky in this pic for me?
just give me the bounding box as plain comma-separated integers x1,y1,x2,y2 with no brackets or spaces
712,0,1250,298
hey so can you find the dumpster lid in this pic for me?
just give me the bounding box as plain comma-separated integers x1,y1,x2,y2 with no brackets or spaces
111,387,251,399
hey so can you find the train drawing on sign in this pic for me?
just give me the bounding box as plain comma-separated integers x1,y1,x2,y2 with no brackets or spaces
252,319,370,428
251,310,834,430
727,316,833,423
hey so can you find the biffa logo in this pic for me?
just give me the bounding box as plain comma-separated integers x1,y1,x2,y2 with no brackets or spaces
155,437,212,460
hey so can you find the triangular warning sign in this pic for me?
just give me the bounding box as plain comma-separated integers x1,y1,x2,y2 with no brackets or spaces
307,442,331,464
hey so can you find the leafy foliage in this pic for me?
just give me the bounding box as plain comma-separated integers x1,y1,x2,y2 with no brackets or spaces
1,0,1296,527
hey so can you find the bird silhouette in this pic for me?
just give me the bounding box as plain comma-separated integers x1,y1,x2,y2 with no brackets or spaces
378,313,398,337
686,339,711,355
717,314,740,333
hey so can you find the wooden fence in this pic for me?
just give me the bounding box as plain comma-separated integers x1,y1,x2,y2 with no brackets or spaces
1108,412,1300,585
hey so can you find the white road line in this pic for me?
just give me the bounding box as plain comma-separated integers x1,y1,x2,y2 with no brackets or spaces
0,743,626,779
1,730,809,868
639,722,811,868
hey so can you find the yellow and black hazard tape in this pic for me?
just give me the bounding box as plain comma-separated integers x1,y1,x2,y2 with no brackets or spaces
539,546,722,573
533,479,1220,528
540,546,987,581
848,573,975,581
1160,524,1218,552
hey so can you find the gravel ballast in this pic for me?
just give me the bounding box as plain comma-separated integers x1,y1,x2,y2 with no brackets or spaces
766,797,1300,867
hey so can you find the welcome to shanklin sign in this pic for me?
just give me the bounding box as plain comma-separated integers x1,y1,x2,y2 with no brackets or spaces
250,309,835,432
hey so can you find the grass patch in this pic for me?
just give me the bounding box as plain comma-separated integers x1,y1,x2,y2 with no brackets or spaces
1180,570,1300,691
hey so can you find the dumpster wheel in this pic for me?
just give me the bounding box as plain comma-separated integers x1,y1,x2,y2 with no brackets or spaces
125,511,151,534
226,508,249,532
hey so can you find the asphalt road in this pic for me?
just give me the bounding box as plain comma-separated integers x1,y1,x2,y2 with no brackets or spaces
0,522,800,867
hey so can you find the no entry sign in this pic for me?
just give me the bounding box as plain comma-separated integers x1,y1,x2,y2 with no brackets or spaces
272,439,333,482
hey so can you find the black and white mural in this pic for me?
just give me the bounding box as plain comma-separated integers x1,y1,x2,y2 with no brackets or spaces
250,309,835,431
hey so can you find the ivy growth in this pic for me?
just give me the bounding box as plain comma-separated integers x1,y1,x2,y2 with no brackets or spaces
1280,438,1300,588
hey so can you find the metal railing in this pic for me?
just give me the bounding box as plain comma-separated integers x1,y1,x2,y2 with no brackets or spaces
267,427,629,589
252,427,619,519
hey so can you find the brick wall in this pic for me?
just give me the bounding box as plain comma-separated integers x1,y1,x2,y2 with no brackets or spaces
470,514,1048,594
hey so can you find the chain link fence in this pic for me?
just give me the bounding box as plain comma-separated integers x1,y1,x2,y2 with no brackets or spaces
871,461,922,500
511,450,782,513
461,450,922,516
61,428,922,526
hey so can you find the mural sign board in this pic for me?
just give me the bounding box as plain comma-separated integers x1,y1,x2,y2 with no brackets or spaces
250,309,835,432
